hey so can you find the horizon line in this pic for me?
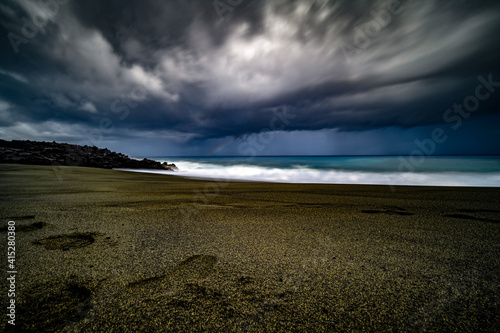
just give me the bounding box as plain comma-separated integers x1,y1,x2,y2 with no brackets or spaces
144,154,500,158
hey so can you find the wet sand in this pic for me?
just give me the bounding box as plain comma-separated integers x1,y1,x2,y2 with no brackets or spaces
1,164,500,332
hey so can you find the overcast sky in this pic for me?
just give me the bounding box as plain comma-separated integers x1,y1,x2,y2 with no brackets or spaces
1,0,499,156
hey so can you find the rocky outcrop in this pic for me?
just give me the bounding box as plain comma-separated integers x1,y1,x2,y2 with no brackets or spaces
0,140,177,171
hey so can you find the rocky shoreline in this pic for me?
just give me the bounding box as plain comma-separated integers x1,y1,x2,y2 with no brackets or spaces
0,140,177,171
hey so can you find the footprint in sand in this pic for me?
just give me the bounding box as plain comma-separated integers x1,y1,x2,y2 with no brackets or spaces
1,221,47,232
16,280,92,332
104,260,296,330
125,255,218,297
3,215,36,220
33,232,96,250
443,209,500,224
362,206,413,216
0,215,47,232
170,254,218,280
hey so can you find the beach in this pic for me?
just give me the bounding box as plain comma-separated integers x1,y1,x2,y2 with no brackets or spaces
1,164,500,332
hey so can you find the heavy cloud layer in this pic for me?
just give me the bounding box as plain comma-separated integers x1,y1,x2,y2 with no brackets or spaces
1,0,499,155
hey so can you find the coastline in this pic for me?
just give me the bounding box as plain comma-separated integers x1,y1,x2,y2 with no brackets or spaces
0,140,177,171
127,155,500,187
1,164,500,332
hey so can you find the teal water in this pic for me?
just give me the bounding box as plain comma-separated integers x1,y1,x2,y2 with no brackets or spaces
151,156,500,173
132,156,500,186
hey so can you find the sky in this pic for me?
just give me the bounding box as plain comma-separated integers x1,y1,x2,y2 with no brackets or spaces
0,0,499,157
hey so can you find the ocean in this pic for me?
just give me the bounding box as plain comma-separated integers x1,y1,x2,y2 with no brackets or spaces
129,156,500,187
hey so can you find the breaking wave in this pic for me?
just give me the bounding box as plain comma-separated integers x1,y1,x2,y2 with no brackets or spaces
121,159,500,187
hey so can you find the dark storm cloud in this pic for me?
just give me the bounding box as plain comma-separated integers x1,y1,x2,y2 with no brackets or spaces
0,0,499,154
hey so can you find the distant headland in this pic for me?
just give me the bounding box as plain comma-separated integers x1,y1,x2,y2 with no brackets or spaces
0,139,177,171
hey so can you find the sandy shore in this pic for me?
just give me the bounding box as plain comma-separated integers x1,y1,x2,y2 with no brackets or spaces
1,164,500,332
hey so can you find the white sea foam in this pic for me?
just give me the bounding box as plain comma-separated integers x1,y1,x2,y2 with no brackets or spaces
119,160,500,187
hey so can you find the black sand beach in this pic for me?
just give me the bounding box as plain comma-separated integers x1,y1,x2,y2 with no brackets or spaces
1,164,500,332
